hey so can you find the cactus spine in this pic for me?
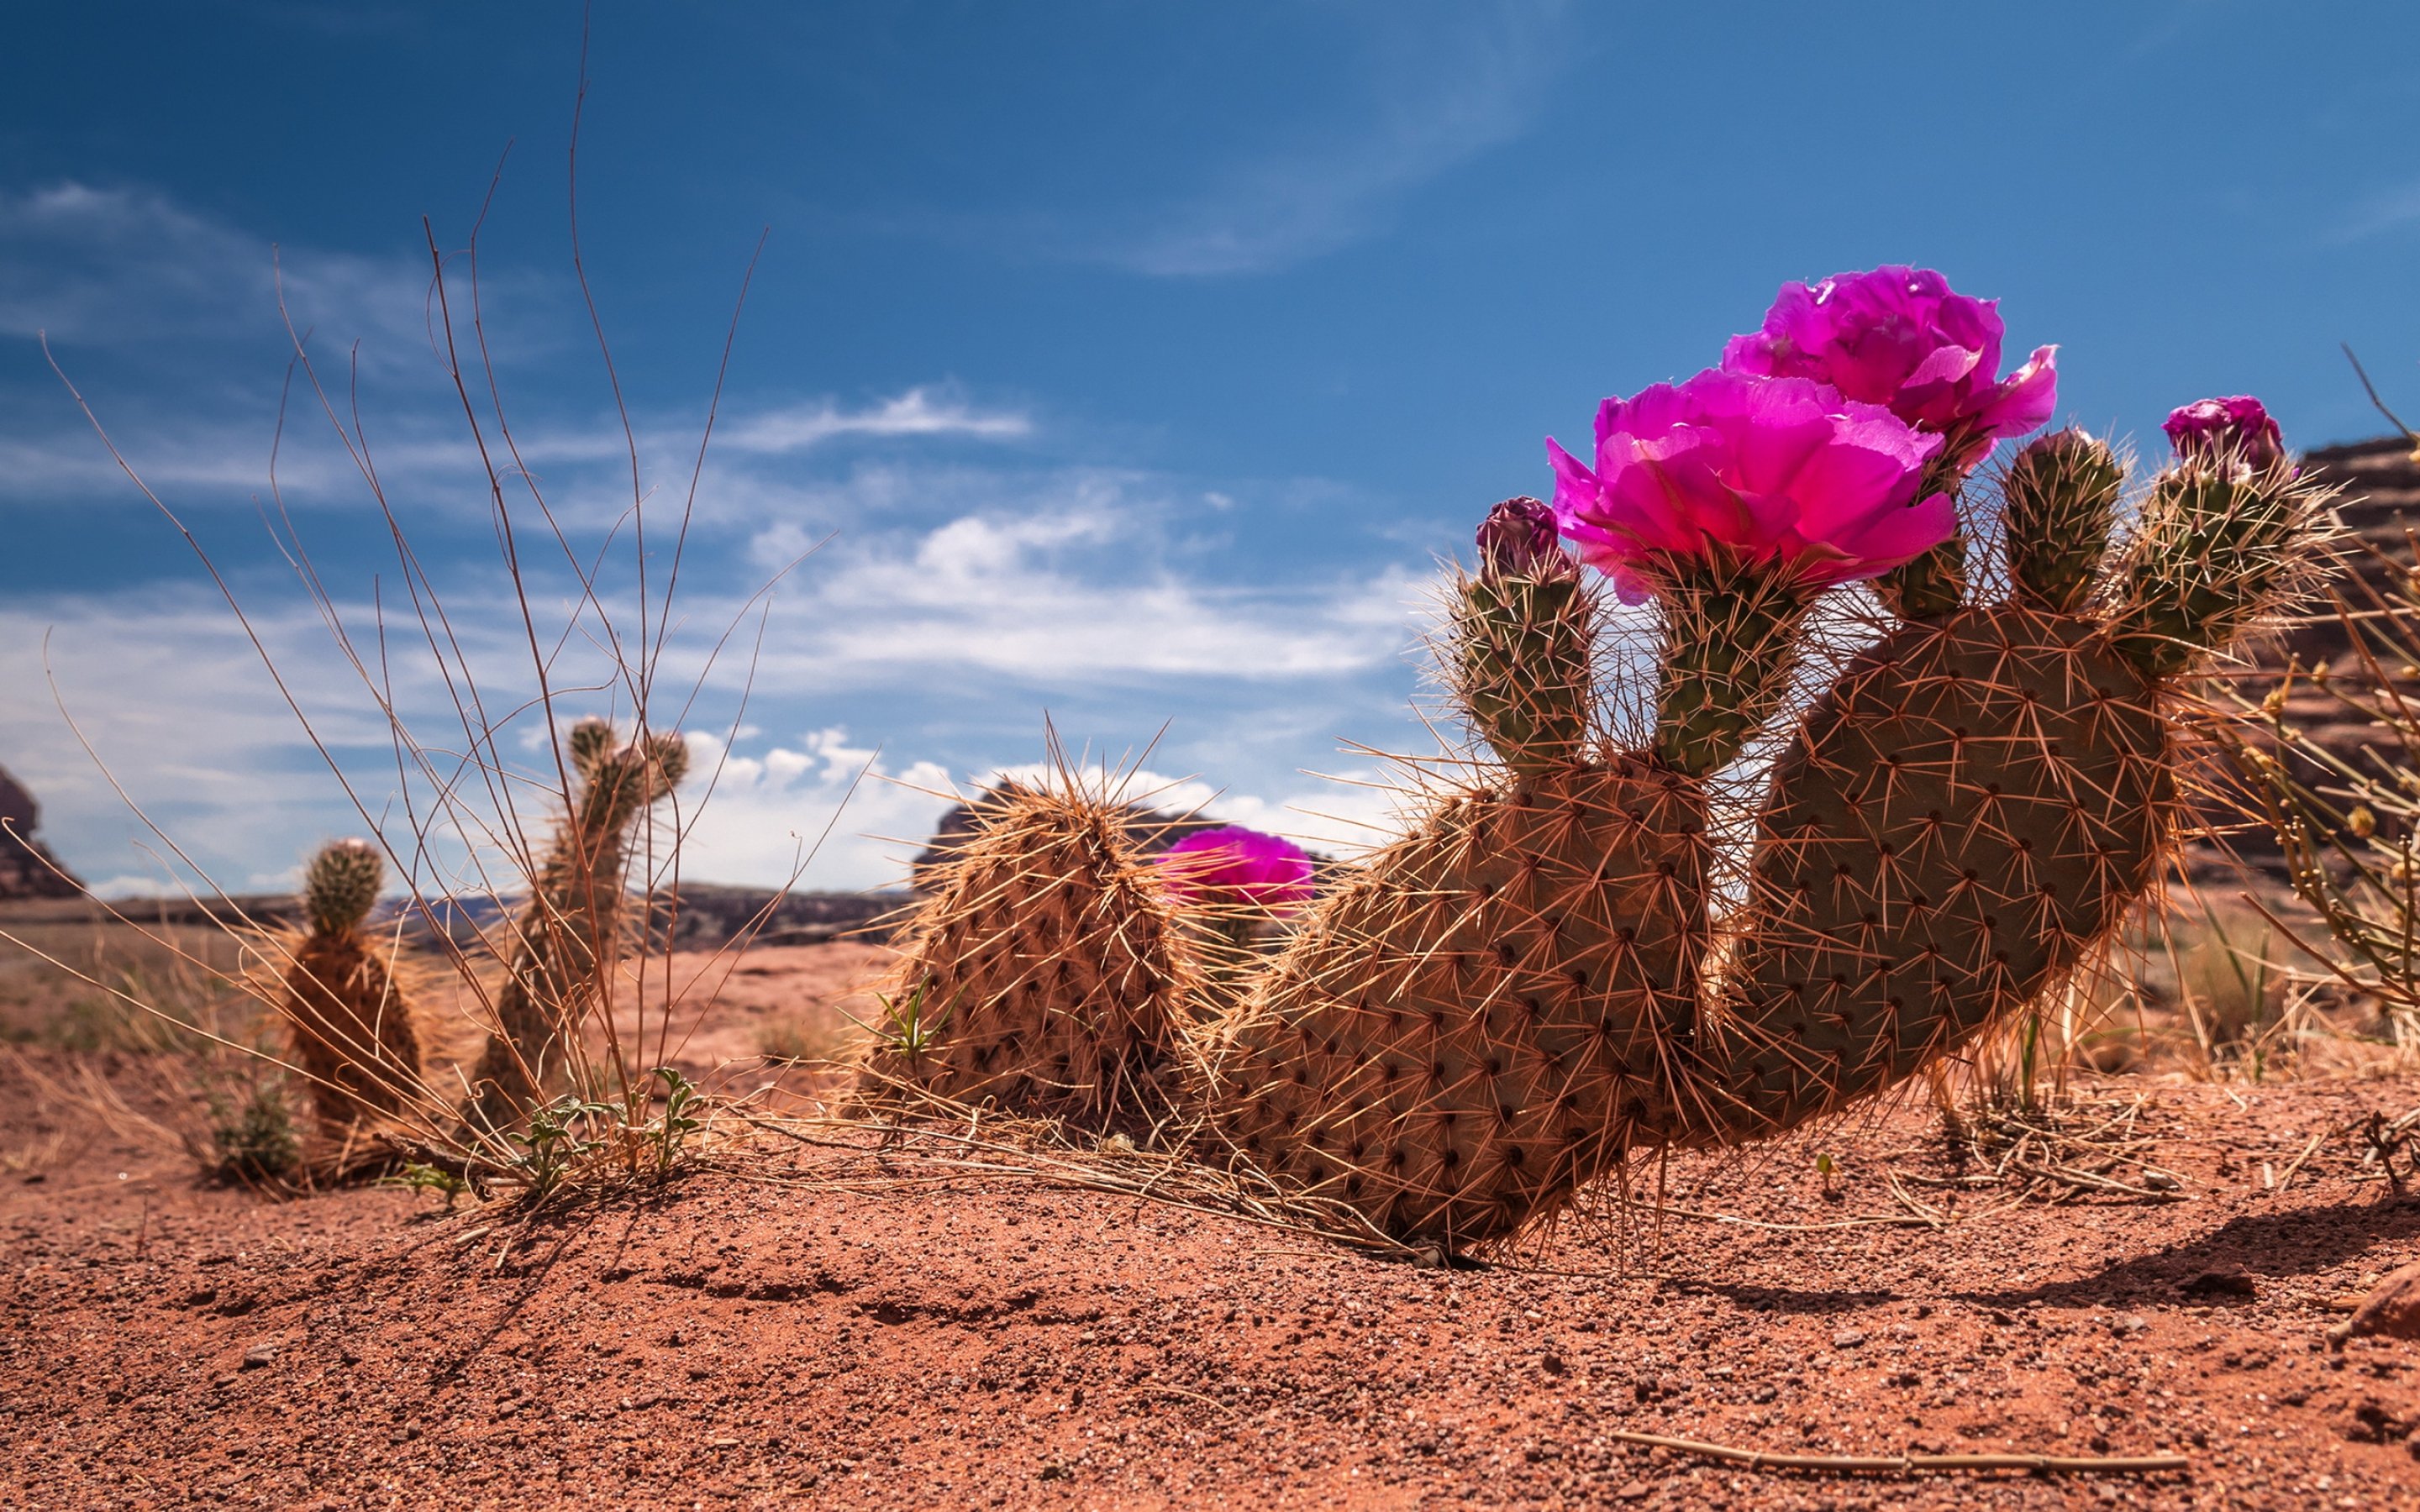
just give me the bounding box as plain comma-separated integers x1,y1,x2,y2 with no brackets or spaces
279,838,424,1131
464,717,687,1131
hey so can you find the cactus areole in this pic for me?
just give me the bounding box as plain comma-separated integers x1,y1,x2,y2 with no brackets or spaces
873,267,2331,1252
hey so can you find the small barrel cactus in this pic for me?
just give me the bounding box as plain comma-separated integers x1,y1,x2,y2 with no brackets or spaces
860,781,1196,1124
280,837,424,1131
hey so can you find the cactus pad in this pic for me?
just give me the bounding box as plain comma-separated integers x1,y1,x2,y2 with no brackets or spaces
1201,758,1707,1246
868,784,1196,1123
1702,608,2171,1139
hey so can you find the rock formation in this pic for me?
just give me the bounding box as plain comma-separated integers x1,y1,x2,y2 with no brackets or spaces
0,765,83,900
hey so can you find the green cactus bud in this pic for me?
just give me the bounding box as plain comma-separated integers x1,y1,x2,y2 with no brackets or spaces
1874,535,1968,620
2004,428,2124,613
302,837,384,935
567,716,616,780
1873,452,1971,621
2112,459,2332,678
644,730,691,795
1454,498,1593,776
1652,558,1811,776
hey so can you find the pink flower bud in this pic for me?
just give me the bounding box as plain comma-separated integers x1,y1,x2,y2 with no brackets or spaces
1475,496,1570,580
2163,396,2286,471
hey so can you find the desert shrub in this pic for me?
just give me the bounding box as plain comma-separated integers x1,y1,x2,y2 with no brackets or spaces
201,1075,302,1184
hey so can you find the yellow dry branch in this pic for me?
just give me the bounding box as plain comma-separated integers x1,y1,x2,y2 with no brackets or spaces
1605,1428,2189,1479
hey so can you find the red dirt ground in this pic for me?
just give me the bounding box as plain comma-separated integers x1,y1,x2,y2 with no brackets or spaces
5,943,2420,1509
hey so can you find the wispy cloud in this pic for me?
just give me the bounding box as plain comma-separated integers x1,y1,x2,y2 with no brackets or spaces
718,387,1031,454
0,382,1031,507
1101,2,1574,276
748,495,1417,685
2329,179,2420,244
2,459,1433,892
0,182,457,360
880,0,1576,278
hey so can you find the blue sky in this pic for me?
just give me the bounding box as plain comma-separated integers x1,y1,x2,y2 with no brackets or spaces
5,1,2419,895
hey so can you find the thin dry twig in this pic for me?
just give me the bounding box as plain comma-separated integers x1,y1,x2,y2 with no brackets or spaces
1605,1428,2189,1478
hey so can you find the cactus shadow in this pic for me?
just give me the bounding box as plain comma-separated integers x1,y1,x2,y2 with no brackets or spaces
1954,1194,2420,1310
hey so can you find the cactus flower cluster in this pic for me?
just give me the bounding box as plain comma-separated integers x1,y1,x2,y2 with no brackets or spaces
874,264,2333,1252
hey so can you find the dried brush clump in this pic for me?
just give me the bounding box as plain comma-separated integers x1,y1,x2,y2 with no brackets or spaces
2226,526,2420,1059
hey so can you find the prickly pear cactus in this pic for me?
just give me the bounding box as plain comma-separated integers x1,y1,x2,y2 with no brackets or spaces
1199,755,1707,1245
281,838,424,1131
1697,424,2328,1141
845,269,2332,1256
863,782,1195,1123
1190,498,1733,1246
464,722,688,1130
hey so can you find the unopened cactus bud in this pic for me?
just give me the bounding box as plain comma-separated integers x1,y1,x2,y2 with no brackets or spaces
1458,500,1593,775
2164,396,2286,473
2004,428,2124,613
302,837,384,935
2112,431,2329,679
1475,496,1573,582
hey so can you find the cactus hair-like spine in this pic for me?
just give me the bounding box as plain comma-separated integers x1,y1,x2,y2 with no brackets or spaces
863,779,1197,1124
464,717,688,1131
278,837,424,1131
1691,431,2333,1142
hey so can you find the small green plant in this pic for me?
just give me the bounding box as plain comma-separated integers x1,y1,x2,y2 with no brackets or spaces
642,1065,705,1177
203,1077,301,1184
502,1092,615,1196
871,981,951,1064
381,1161,471,1210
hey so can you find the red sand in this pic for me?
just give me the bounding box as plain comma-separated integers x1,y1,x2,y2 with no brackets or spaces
4,946,2419,1509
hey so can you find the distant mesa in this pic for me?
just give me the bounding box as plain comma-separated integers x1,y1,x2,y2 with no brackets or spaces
0,764,84,900
911,788,1237,894
2216,434,2420,873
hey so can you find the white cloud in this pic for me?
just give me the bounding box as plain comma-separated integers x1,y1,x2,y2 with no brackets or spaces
742,488,1420,686
2331,180,2420,244
0,182,457,360
0,465,1439,893
717,387,1030,454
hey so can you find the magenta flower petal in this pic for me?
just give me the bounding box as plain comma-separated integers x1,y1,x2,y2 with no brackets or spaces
1544,369,1954,598
1722,266,2057,467
1155,826,1316,910
1976,345,2060,438
2164,395,2286,470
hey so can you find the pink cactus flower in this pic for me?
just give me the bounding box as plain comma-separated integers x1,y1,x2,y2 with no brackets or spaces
2164,396,2286,471
1546,368,1955,604
1155,826,1316,911
1722,265,2058,471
